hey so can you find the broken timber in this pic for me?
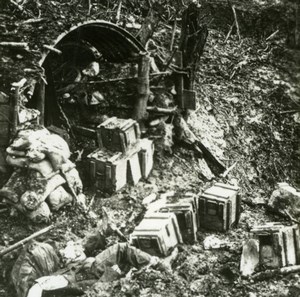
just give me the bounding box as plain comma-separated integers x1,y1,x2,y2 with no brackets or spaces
133,54,151,121
0,225,54,257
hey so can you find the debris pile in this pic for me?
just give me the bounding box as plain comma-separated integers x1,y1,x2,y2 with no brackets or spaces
0,125,85,222
88,117,154,193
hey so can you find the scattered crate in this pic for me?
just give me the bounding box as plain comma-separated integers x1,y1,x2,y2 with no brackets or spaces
97,117,140,152
251,223,300,269
198,183,240,232
130,212,183,257
159,201,198,244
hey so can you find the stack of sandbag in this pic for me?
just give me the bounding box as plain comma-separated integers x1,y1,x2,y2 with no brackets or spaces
0,125,86,223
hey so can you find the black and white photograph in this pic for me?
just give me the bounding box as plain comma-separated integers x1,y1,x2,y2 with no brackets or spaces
0,0,299,296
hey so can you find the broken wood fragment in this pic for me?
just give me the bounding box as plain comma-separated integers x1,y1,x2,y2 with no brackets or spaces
174,116,226,175
0,225,54,257
147,106,177,114
252,265,300,281
231,5,241,42
43,45,62,55
72,125,97,138
0,42,28,50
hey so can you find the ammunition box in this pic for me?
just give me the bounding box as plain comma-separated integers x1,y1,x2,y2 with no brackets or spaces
198,183,240,232
97,117,140,152
251,223,300,269
159,202,198,244
130,213,183,257
87,149,127,193
138,138,154,179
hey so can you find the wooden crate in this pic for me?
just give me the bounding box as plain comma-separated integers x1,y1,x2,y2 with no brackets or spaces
96,117,140,152
159,201,198,244
251,223,300,269
198,183,240,232
88,149,127,193
130,213,183,257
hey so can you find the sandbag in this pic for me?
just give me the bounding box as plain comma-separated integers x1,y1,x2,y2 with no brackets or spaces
62,167,83,195
27,159,54,177
29,134,71,171
11,241,60,297
26,202,51,223
6,147,26,157
6,155,29,168
10,128,50,151
47,186,73,211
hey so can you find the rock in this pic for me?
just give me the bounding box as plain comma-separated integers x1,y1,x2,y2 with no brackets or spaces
59,240,86,264
268,182,300,219
142,193,157,206
82,61,99,77
240,239,259,276
203,235,229,250
27,202,51,223
47,186,73,210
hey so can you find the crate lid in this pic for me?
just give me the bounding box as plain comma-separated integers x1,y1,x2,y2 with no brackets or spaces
97,117,137,130
251,223,299,235
200,193,228,203
203,183,238,199
135,213,176,231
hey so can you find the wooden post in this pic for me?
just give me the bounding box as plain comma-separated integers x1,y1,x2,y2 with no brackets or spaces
11,86,20,135
36,79,46,126
173,51,184,108
133,54,150,121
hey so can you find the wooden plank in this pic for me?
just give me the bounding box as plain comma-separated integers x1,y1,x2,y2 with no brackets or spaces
0,105,11,122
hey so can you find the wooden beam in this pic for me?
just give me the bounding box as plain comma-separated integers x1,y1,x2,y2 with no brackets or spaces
36,79,46,125
133,54,151,121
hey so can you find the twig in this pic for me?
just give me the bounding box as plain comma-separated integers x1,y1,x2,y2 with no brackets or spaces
221,161,237,178
0,208,8,214
0,42,29,50
85,195,95,213
279,109,299,114
266,29,279,41
284,210,300,224
115,0,122,23
21,18,45,24
87,0,92,16
9,0,23,11
225,22,234,42
43,45,62,55
231,5,241,41
170,17,177,51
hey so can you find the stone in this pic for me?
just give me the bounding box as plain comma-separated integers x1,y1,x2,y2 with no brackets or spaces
240,239,259,276
268,182,300,220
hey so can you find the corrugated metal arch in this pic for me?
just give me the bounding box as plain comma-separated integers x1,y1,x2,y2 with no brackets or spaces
40,20,147,65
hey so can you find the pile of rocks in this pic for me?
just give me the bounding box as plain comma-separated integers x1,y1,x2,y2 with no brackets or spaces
0,125,85,222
